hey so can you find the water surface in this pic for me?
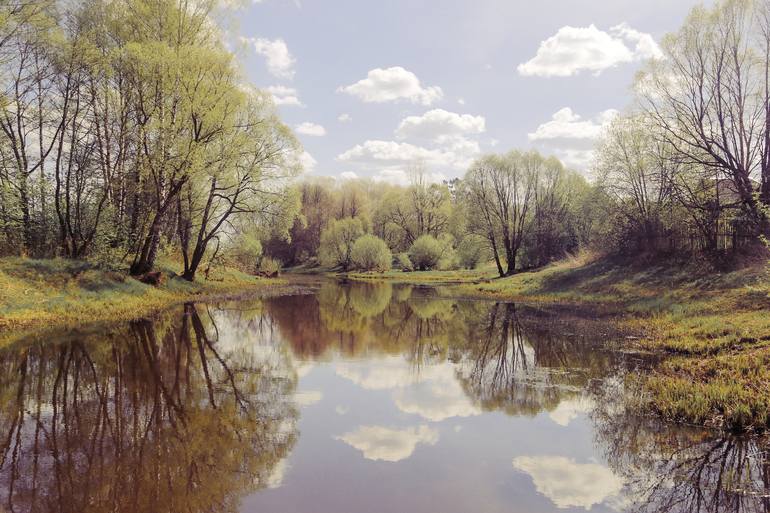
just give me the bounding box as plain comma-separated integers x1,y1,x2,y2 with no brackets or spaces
1,280,767,512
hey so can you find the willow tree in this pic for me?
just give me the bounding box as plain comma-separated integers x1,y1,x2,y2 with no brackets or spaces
176,89,300,281
463,151,537,277
122,0,238,275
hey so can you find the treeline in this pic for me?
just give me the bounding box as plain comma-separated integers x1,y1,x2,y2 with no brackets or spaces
0,0,300,280
264,155,603,276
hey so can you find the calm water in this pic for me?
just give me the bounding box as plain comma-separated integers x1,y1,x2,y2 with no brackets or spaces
0,280,768,513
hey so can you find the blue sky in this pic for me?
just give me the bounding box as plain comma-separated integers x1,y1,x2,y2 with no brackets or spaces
225,0,703,183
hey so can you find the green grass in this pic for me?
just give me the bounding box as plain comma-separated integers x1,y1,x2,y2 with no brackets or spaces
0,257,285,345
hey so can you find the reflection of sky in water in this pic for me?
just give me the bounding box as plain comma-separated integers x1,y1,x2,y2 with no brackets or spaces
243,285,630,513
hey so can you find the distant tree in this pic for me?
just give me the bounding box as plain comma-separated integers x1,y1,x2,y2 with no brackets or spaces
408,234,444,271
319,217,364,270
351,234,392,272
463,151,537,277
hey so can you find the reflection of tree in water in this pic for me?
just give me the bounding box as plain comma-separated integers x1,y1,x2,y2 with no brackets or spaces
0,303,297,513
454,302,623,416
266,281,626,419
593,384,770,513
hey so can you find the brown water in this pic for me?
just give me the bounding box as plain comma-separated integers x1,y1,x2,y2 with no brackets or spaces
0,280,768,513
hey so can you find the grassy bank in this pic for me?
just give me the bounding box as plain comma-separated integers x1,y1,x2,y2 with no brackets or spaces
349,252,770,432
0,257,286,345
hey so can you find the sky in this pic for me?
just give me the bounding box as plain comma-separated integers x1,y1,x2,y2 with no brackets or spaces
224,0,704,184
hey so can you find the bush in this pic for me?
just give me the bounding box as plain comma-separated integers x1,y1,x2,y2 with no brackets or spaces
258,257,282,277
319,217,364,270
408,235,444,271
397,253,414,271
351,235,392,272
456,235,488,269
226,234,263,273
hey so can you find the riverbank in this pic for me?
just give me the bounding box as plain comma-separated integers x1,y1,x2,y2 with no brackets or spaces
0,257,287,345
345,252,770,432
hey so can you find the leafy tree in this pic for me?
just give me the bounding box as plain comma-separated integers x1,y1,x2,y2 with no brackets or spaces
351,234,392,272
408,234,444,271
319,217,364,270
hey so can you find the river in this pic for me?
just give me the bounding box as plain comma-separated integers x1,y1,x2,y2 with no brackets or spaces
0,279,767,512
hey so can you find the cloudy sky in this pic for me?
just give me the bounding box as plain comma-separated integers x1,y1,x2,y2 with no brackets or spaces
229,0,703,184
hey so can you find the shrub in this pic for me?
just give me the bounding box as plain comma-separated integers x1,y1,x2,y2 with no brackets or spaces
226,234,263,273
457,235,488,269
258,257,282,277
408,235,444,271
351,234,392,272
319,217,364,269
397,253,414,271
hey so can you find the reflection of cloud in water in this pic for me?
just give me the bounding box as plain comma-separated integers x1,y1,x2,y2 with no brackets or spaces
394,365,480,421
512,455,624,510
335,358,480,421
548,396,594,427
265,458,290,489
335,357,415,390
295,390,323,407
336,425,439,462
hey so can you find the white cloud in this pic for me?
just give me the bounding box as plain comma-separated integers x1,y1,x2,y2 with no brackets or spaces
548,396,594,427
242,37,296,79
339,171,359,180
266,85,303,106
395,109,486,142
528,107,618,171
339,67,443,105
295,390,323,407
393,365,481,422
295,122,326,136
518,24,662,77
457,98,466,105
512,456,624,510
335,405,350,415
299,150,317,172
335,358,480,421
338,113,352,123
336,425,439,462
337,138,479,173
528,107,617,142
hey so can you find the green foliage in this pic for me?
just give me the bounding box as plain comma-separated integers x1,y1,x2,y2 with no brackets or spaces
351,234,392,272
397,253,414,271
226,234,263,274
319,217,364,270
408,235,444,271
258,257,282,276
457,235,488,269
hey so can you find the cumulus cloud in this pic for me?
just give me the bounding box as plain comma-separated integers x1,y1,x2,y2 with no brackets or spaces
339,67,443,105
518,23,662,77
335,358,480,421
547,396,595,427
266,85,303,106
336,425,439,462
298,150,317,172
528,107,618,171
512,456,624,510
294,390,323,407
339,171,359,180
395,109,486,143
295,122,326,136
338,113,352,123
394,365,480,422
337,138,479,174
242,37,296,79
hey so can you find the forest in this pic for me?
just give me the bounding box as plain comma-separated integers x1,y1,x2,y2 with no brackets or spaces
1,0,769,280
